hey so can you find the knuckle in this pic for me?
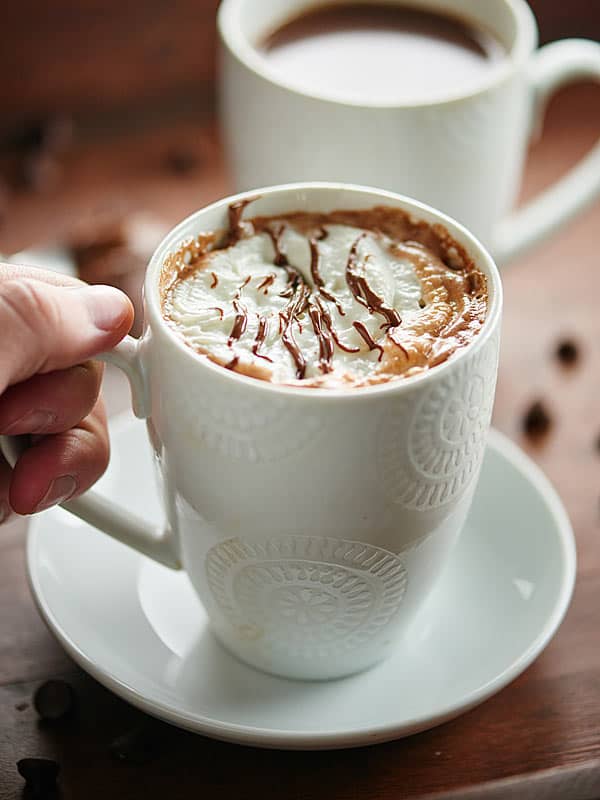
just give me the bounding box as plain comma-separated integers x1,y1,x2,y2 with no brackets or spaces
69,423,110,474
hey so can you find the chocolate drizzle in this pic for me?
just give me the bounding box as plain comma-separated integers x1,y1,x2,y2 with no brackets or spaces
282,325,305,378
267,224,305,289
257,274,275,293
308,300,334,373
353,321,384,361
345,234,402,329
266,224,288,267
315,296,359,353
252,315,273,362
228,297,248,345
279,283,310,379
226,198,256,245
210,272,218,289
271,225,308,359
309,237,345,315
309,237,321,285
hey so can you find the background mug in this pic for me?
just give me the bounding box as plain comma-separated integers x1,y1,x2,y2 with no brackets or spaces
2,183,502,680
218,0,600,265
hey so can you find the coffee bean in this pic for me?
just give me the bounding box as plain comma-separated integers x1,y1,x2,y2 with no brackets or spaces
109,724,161,764
523,400,552,438
33,679,75,721
555,338,579,365
17,758,60,792
164,148,200,175
15,701,29,712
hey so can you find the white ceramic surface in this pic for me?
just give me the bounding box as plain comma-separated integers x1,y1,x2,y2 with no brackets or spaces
219,0,600,264
14,183,500,681
27,414,576,750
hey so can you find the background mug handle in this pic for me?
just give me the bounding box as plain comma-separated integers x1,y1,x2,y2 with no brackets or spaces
493,39,600,265
0,337,181,570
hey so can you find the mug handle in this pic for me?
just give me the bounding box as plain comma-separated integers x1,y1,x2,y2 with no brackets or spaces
0,337,181,570
493,39,600,265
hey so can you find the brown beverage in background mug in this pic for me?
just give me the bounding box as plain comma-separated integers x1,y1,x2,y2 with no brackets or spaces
259,3,508,103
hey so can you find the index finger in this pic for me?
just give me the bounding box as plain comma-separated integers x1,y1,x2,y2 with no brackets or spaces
0,262,83,288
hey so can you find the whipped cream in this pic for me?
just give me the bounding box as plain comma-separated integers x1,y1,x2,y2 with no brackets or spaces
162,206,487,387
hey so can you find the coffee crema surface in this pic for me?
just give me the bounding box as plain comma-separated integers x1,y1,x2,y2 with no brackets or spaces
258,3,506,103
161,201,488,389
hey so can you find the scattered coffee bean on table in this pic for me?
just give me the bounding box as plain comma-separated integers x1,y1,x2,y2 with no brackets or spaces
17,758,60,793
33,679,75,721
15,701,29,712
522,400,552,438
555,338,579,365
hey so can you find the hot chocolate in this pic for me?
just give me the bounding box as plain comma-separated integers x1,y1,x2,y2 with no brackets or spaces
161,199,488,388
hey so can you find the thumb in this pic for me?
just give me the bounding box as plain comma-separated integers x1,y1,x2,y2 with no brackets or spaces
0,279,134,392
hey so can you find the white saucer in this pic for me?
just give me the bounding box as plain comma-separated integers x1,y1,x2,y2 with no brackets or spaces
27,414,576,750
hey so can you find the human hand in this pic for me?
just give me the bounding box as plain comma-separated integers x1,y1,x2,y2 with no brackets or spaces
0,264,133,522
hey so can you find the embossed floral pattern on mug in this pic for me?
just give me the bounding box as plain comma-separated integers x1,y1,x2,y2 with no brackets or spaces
378,331,499,510
180,385,323,462
205,535,408,660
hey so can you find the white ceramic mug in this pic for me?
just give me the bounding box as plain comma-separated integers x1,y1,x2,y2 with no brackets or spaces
218,0,600,265
2,183,502,680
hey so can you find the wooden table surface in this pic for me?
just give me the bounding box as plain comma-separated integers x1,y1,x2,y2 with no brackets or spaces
1,84,599,800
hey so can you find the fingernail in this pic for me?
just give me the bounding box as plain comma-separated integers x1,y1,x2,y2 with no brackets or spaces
76,285,131,332
35,475,77,512
3,409,57,435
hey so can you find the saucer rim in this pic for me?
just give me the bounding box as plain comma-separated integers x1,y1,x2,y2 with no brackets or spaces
26,416,577,750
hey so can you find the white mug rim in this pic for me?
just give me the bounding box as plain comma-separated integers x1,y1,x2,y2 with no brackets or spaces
143,182,502,402
217,0,538,110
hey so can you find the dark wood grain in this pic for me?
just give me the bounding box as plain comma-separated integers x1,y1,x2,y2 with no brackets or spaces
0,0,219,130
0,84,600,799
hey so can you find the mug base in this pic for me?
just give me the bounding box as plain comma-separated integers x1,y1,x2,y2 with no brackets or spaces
210,626,395,681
